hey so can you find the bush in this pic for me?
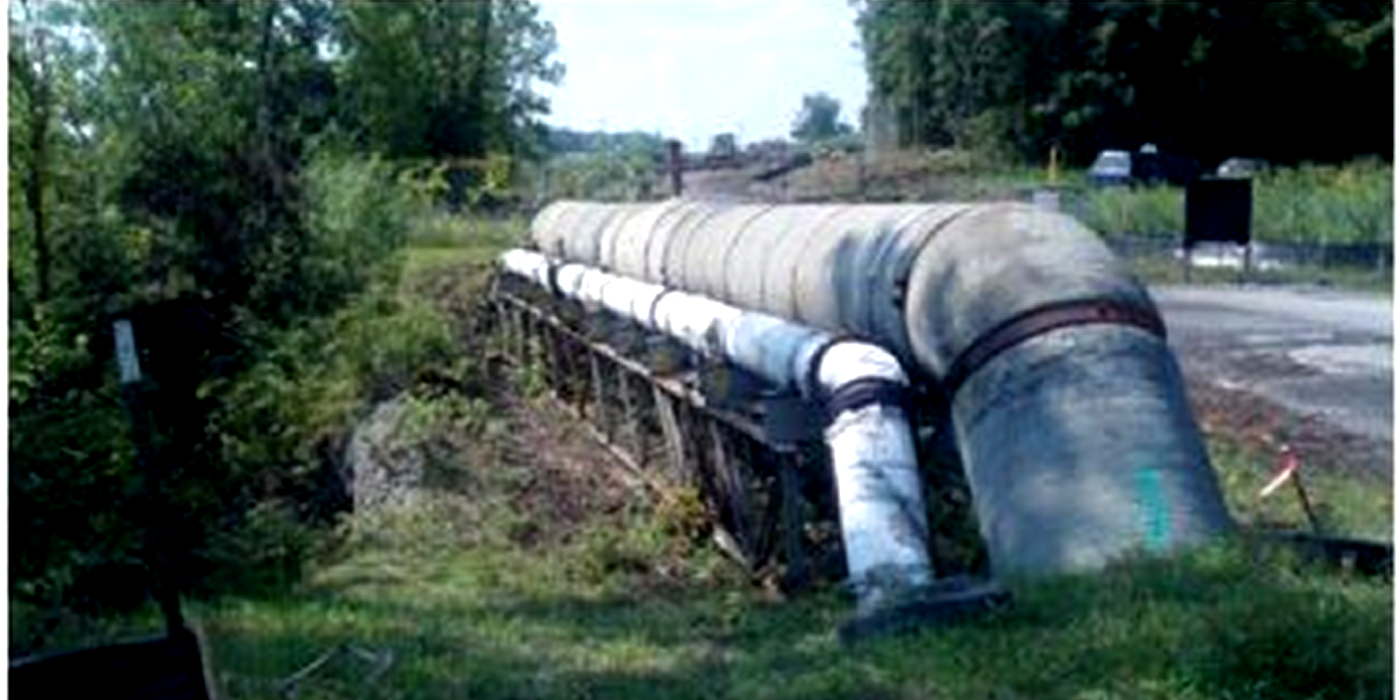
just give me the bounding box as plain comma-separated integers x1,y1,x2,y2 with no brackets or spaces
535,151,658,202
207,287,459,534
253,150,429,318
9,150,458,641
1253,158,1392,245
1081,184,1183,238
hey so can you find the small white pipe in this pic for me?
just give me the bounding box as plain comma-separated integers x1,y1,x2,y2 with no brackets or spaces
500,249,552,289
813,341,933,613
499,250,936,611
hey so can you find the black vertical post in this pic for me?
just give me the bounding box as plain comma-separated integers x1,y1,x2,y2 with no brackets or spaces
666,139,684,197
113,319,186,637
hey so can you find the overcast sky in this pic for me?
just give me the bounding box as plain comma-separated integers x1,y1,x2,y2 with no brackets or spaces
535,0,867,151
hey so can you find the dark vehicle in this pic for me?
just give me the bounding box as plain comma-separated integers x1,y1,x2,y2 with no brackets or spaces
1132,144,1201,187
1215,157,1270,178
1088,149,1133,186
1089,145,1202,188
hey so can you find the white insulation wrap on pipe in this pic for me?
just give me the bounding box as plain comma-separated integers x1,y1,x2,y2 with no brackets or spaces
531,200,1234,577
815,342,933,612
497,249,936,612
500,249,552,289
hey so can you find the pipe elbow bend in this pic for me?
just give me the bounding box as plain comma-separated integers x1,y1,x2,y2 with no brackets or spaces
903,203,1159,384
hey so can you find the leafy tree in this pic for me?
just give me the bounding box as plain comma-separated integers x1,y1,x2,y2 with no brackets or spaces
855,0,940,147
854,0,1393,165
791,92,854,144
9,0,561,635
336,0,563,161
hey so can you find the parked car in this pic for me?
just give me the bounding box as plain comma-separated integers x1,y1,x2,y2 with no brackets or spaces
1088,146,1203,188
1215,157,1269,178
1133,145,1201,186
1088,149,1133,187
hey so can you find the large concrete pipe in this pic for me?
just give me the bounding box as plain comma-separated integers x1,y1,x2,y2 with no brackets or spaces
531,200,1233,576
499,250,1007,637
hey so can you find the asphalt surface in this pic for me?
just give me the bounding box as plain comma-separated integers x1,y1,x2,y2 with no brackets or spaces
1150,285,1393,469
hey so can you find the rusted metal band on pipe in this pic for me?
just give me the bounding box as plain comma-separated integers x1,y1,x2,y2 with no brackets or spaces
940,298,1168,399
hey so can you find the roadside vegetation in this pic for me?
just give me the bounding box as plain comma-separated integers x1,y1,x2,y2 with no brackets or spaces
8,0,558,656
1079,160,1392,293
1079,159,1393,246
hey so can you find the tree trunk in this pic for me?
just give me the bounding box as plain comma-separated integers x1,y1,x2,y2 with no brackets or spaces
19,7,52,304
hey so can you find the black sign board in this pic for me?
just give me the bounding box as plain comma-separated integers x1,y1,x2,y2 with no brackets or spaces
1185,177,1252,249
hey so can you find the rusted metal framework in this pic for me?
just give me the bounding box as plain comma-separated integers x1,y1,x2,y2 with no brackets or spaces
488,277,857,590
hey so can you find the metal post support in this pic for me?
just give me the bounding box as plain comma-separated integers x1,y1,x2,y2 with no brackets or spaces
779,451,811,590
616,366,641,465
112,320,186,637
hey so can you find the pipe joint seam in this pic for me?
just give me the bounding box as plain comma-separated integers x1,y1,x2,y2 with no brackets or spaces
645,288,679,331
824,377,909,422
801,333,863,400
940,298,1168,400
545,260,561,297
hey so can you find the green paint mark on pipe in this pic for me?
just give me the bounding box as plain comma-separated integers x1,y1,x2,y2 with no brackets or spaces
1135,466,1171,553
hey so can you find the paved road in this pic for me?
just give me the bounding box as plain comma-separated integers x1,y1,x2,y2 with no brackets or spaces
1150,285,1392,465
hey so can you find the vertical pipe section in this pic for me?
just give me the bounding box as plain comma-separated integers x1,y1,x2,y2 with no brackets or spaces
812,342,933,613
498,249,936,614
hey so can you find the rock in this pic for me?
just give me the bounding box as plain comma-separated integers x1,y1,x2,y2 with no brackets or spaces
345,397,427,514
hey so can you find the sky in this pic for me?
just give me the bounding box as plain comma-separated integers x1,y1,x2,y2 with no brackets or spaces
535,0,867,151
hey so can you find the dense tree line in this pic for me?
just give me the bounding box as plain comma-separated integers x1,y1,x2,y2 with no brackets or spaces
9,0,559,634
855,1,1393,166
545,127,667,157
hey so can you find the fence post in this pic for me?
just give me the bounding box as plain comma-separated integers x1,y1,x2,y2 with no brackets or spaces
666,139,684,197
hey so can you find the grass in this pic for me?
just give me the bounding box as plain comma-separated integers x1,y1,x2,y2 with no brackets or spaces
1207,434,1392,543
402,212,528,271
191,493,1390,700
20,426,1392,700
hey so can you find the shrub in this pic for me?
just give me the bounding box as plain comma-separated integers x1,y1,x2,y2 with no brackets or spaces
1081,184,1183,238
1253,158,1392,245
207,287,459,532
260,150,429,318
